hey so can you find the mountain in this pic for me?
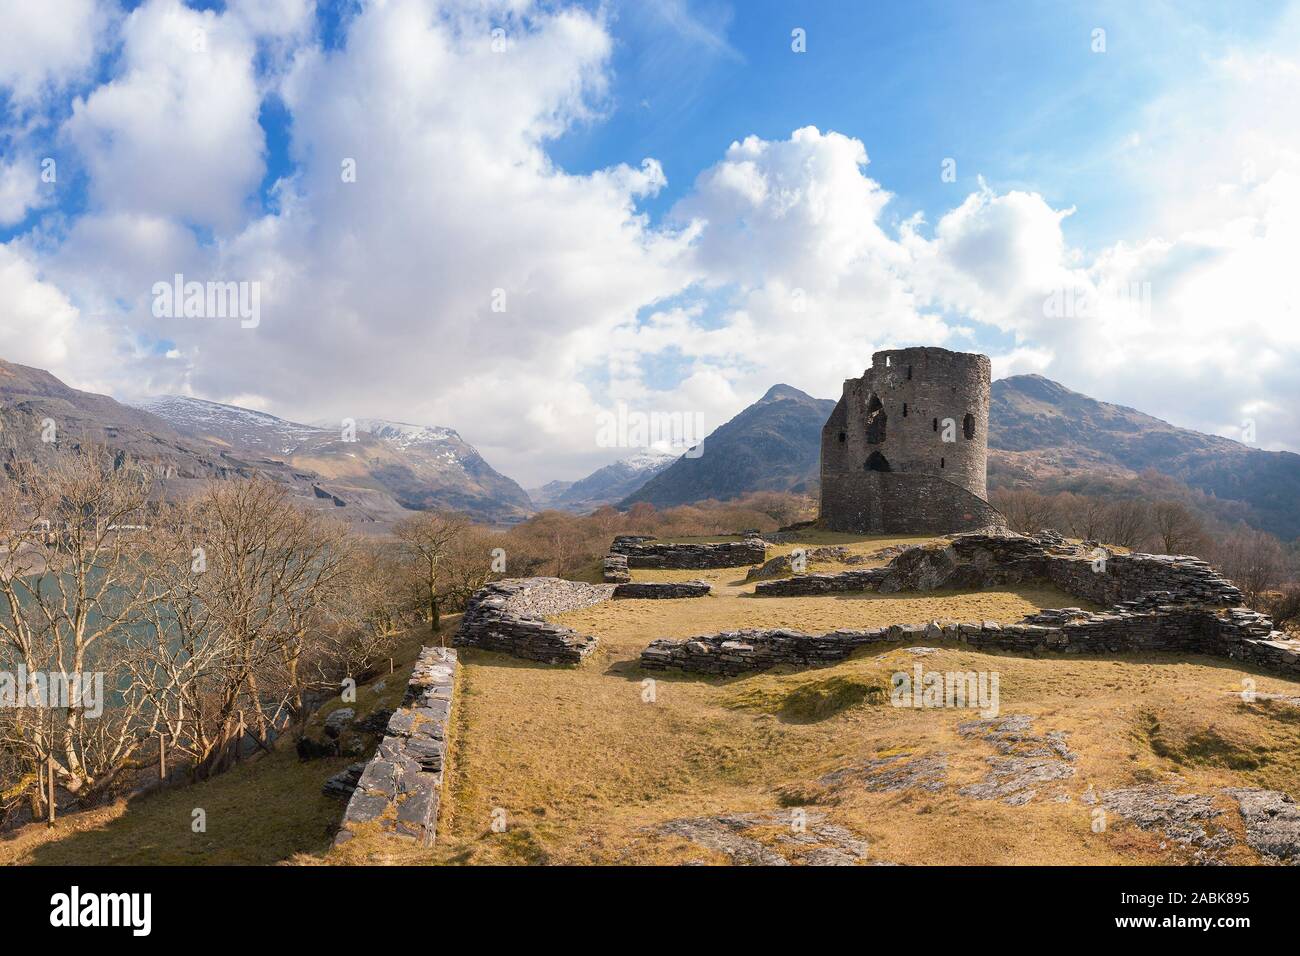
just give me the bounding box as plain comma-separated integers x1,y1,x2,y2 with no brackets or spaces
137,397,530,525
619,384,835,509
989,375,1300,539
610,374,1300,540
0,359,406,524
530,451,676,513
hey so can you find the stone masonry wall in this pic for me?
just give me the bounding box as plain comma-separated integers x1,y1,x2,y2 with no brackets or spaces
616,538,767,570
640,605,1297,678
645,529,1293,678
753,530,1244,607
334,646,457,846
453,577,613,664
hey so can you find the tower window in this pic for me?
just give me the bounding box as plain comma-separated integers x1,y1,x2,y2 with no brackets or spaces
838,432,846,443
932,417,938,432
866,451,891,472
865,394,887,444
903,403,908,416
963,413,975,440
940,457,945,468
906,365,912,380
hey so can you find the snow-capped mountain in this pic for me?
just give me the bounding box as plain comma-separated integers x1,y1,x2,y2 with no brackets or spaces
136,397,532,524
136,395,323,456
530,451,676,513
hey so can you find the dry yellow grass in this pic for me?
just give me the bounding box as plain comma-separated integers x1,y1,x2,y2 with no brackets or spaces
328,532,1300,866
16,532,1298,867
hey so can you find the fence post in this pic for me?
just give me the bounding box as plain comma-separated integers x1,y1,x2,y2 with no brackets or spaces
159,732,167,780
46,756,55,826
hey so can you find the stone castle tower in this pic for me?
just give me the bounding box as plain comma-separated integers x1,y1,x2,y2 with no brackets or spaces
819,346,1006,534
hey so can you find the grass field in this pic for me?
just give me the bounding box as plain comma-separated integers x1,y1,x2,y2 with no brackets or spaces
331,531,1300,866
10,531,1299,866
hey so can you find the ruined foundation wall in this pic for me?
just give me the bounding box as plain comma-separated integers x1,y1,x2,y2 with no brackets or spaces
334,646,457,846
453,578,612,664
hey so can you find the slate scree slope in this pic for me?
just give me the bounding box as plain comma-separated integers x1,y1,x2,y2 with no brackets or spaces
820,347,1007,534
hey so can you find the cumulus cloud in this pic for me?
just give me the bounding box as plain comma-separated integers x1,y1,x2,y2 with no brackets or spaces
0,0,108,106
4,0,1299,488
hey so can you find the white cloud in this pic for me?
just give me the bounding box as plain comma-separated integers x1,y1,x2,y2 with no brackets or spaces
63,0,266,233
0,0,108,106
7,0,1300,489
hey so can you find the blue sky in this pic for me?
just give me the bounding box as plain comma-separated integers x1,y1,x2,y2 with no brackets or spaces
1,0,1298,483
554,1,1290,249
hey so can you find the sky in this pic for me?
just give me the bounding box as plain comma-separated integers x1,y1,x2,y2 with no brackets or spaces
0,0,1298,487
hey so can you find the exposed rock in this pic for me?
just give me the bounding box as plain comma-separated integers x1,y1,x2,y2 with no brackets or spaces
1224,788,1300,862
296,736,337,760
355,708,395,735
1100,785,1234,861
323,707,355,739
658,811,872,866
957,715,1076,805
819,752,948,794
322,762,367,800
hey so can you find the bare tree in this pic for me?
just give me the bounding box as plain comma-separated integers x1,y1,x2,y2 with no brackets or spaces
1215,528,1287,605
393,511,470,632
1103,498,1153,550
141,480,353,778
1151,500,1208,556
0,448,164,804
990,489,1059,534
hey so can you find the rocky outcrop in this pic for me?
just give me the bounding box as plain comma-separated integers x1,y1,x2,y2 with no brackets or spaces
612,580,711,599
334,646,457,846
453,577,612,664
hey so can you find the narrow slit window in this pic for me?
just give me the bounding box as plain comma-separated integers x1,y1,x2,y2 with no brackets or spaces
963,412,975,440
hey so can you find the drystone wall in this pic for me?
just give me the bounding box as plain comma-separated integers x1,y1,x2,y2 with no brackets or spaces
753,530,1243,607
640,604,1296,677
644,529,1293,677
613,580,711,599
453,577,613,664
334,646,457,846
611,536,766,569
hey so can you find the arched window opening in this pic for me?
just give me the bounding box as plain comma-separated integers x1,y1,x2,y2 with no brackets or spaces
865,394,887,444
866,451,891,472
963,413,975,440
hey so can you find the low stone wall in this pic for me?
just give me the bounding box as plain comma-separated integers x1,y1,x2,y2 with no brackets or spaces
613,580,711,599
752,530,1244,608
640,604,1299,678
603,553,631,583
453,577,612,664
615,538,767,570
334,646,457,846
756,569,889,595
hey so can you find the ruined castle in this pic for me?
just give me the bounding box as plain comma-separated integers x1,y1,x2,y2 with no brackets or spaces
819,346,1006,534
